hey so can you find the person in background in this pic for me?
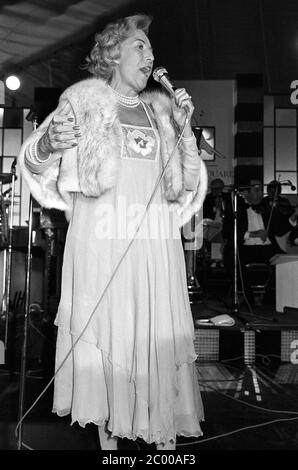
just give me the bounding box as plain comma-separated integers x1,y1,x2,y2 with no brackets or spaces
18,14,207,451
223,179,298,305
263,180,295,252
203,178,227,221
263,180,293,217
203,178,228,267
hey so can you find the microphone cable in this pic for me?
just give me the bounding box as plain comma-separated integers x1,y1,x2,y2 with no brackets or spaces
15,112,196,445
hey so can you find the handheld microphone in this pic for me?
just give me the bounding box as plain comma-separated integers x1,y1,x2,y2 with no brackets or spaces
153,67,229,161
152,66,176,97
153,66,192,120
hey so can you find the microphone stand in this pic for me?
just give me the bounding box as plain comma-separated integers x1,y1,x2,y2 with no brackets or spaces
2,159,17,357
229,187,252,328
17,195,33,450
231,188,240,315
17,114,36,450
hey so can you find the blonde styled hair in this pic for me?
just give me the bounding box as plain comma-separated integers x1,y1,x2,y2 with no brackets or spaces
85,14,152,81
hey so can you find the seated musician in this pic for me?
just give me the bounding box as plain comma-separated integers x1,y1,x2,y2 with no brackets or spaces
263,180,296,251
203,178,229,267
263,180,293,217
222,179,298,305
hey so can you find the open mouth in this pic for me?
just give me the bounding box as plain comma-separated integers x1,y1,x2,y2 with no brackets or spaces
140,66,152,77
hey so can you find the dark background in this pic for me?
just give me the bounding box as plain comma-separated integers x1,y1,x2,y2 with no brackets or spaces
1,0,298,106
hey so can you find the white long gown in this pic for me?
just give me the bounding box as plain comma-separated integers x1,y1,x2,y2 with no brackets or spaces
52,109,204,445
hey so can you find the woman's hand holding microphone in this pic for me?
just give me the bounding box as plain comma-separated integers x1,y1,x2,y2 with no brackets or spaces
171,88,194,138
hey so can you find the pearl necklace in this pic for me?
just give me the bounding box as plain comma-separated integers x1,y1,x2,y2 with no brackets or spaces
108,85,140,108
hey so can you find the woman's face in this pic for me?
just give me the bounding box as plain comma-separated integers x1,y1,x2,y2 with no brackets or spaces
113,28,154,94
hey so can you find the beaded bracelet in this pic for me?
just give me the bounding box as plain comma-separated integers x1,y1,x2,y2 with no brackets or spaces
31,138,52,164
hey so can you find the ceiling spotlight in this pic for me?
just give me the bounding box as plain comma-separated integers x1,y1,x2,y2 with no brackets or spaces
5,75,21,91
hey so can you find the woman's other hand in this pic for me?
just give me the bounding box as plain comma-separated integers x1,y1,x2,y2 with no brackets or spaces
37,100,81,159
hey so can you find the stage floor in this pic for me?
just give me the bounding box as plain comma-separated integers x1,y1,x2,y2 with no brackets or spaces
1,295,298,453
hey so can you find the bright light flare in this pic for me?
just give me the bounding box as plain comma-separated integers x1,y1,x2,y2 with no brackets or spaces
5,75,21,91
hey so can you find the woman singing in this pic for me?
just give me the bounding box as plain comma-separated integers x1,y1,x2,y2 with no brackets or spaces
18,14,208,450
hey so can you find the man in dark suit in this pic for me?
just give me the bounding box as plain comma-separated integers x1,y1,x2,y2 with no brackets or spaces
222,179,298,304
263,180,293,218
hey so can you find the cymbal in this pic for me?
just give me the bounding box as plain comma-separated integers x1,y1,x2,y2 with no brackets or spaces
0,173,17,184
